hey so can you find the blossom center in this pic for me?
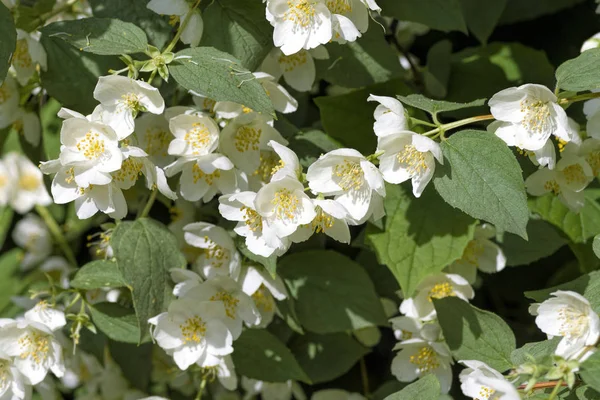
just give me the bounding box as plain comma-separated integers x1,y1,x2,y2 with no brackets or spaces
478,386,496,400
557,306,588,339
201,236,228,268
19,330,50,364
13,39,32,69
0,85,11,104
397,144,427,176
544,179,561,195
285,1,317,28
77,132,106,160
428,282,455,302
179,316,206,343
120,93,140,111
326,0,352,14
586,151,600,177
184,123,212,155
311,207,334,233
252,286,274,313
143,127,170,157
409,346,440,373
253,151,281,182
192,163,221,184
520,99,552,134
334,160,364,191
562,164,588,186
0,175,7,188
278,51,308,72
18,173,39,191
234,126,261,153
272,188,300,220
0,359,10,392
210,291,239,319
241,206,262,232
462,239,484,266
113,157,143,183
399,330,413,341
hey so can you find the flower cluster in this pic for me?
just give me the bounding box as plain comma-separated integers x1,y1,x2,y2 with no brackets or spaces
0,153,51,214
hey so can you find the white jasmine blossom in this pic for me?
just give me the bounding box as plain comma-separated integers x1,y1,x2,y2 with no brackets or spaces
268,141,302,182
147,0,203,47
390,316,441,343
0,355,28,400
200,355,237,390
241,378,306,400
260,47,329,92
368,94,408,137
581,33,600,52
12,214,53,271
289,198,351,244
12,30,46,86
167,113,220,158
134,113,175,168
4,153,52,214
459,360,520,400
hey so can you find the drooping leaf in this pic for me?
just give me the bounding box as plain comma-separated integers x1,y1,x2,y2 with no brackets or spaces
368,184,476,297
459,0,507,44
501,219,567,266
525,271,600,314
278,250,387,334
169,47,274,117
110,218,186,342
0,2,16,84
556,48,600,92
89,302,146,344
41,18,149,55
231,329,310,383
580,351,600,393
435,297,516,372
383,374,441,400
433,130,529,238
424,40,452,98
396,94,486,116
71,260,126,290
378,0,467,33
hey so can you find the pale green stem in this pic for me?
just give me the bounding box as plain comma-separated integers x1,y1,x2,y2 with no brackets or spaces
35,205,78,266
138,188,158,219
164,0,202,53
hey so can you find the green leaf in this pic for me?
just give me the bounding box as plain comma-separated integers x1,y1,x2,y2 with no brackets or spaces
570,242,600,273
528,190,600,244
580,351,600,393
315,22,403,88
510,338,560,366
434,297,516,372
236,236,277,278
0,207,14,250
71,260,126,290
383,374,441,400
424,40,452,98
287,129,342,169
110,218,186,342
556,48,600,92
89,0,172,48
289,332,368,384
499,0,586,25
396,94,486,116
41,18,149,55
368,184,475,297
594,235,600,260
14,0,55,32
231,329,310,383
278,250,387,333
200,0,272,71
378,0,467,33
501,219,567,266
89,302,146,344
169,47,274,117
433,130,529,238
459,0,507,44
525,271,600,314
315,79,411,154
109,341,153,391
0,249,24,312
0,2,16,84
40,34,120,114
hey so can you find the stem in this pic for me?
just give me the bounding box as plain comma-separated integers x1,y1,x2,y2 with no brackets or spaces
518,381,568,390
138,188,158,219
146,69,158,86
548,379,564,400
560,91,600,105
410,117,437,128
366,150,384,161
194,376,207,400
359,357,370,396
424,114,495,137
164,0,202,53
35,205,78,267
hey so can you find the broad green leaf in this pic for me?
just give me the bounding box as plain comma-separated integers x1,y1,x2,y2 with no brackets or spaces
459,0,507,44
499,0,587,25
0,207,14,250
570,242,600,273
396,94,486,116
169,47,274,117
378,0,467,33
0,2,16,84
14,0,55,32
110,218,186,342
0,249,24,312
231,329,310,383
315,22,403,88
40,34,120,114
433,130,529,238
528,190,600,244
556,48,600,92
424,40,452,98
580,351,600,393
501,219,567,266
289,333,368,384
89,302,146,344
109,341,153,391
200,0,272,71
89,0,171,48
71,260,126,290
510,338,560,366
279,250,387,333
383,374,441,400
41,18,149,55
315,79,411,154
525,271,600,314
594,235,600,259
372,381,407,400
434,297,516,372
368,184,476,297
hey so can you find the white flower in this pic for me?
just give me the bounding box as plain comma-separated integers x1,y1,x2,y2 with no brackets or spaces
290,199,351,244
311,389,365,400
184,276,261,339
459,360,520,400
390,316,441,343
267,0,332,55
4,153,51,214
447,225,506,284
13,109,42,147
255,176,316,238
12,30,47,86
200,355,237,390
368,94,408,137
12,214,53,270
0,76,20,129
58,117,123,187
183,222,242,280
391,339,453,393
148,297,233,370
239,265,288,328
377,131,442,197
168,113,220,158
220,114,287,176
134,113,175,168
306,148,385,224
583,96,600,140
39,257,72,289
268,140,302,182
93,75,165,138
260,47,329,92
0,302,66,385
0,355,28,400
530,290,600,360
255,72,298,114
327,0,378,44
241,378,305,400
0,158,11,207
562,138,600,177
400,273,474,321
581,33,600,52
147,0,203,47
525,155,593,212
489,84,571,151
